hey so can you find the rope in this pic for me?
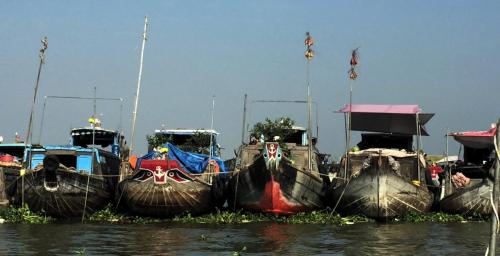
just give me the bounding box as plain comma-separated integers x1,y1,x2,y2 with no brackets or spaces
81,172,91,223
233,169,240,212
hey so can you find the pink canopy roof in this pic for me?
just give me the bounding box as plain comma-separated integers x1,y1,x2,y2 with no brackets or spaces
336,104,434,135
450,127,497,149
338,104,422,114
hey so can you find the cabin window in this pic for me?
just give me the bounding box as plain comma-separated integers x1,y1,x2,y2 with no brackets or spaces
76,155,93,173
30,153,45,168
55,154,77,169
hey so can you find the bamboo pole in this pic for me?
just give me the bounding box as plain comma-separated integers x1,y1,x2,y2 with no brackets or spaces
488,119,500,256
22,37,48,206
241,94,247,144
130,16,148,155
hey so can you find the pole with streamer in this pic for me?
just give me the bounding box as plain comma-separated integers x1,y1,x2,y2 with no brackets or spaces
22,37,48,206
304,32,314,172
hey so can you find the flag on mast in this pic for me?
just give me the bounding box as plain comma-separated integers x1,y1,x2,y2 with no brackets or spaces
348,48,359,80
304,32,315,60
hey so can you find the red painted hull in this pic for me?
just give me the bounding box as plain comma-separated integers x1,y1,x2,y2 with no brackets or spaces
228,151,325,215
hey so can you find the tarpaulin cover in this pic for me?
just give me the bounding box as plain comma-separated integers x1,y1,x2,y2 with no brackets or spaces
337,104,434,135
137,143,227,174
450,127,496,149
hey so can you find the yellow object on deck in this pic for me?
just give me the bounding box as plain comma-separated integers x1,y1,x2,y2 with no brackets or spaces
411,180,421,187
20,169,26,176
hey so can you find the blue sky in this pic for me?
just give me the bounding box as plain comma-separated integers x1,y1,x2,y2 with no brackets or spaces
0,1,499,159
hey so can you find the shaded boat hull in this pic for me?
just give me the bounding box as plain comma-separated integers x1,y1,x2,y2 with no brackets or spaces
331,156,432,220
440,180,494,216
15,168,113,218
1,165,20,201
117,178,224,217
228,153,325,215
116,159,225,217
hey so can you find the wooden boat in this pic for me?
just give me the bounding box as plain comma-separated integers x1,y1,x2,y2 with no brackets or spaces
14,126,126,218
227,126,326,214
0,143,26,202
440,126,498,216
329,104,435,220
116,129,227,217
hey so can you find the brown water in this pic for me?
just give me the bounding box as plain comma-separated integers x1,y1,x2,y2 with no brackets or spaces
0,222,497,255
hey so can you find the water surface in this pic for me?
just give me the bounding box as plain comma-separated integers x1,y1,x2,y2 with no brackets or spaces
0,221,496,255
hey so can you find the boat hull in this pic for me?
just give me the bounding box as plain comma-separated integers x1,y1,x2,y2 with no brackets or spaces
116,159,225,217
117,178,224,217
1,165,20,201
228,150,325,215
331,155,432,220
15,168,114,218
440,180,494,216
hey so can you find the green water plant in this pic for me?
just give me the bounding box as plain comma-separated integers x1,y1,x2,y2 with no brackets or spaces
88,205,127,223
0,205,51,224
232,246,247,256
400,212,467,223
172,210,269,224
88,205,162,224
171,209,369,225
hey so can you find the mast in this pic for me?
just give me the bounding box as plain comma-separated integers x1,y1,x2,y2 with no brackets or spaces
345,48,359,178
130,16,148,155
209,95,215,158
25,37,48,147
416,112,421,181
241,94,247,144
22,37,48,206
488,119,500,256
304,32,314,172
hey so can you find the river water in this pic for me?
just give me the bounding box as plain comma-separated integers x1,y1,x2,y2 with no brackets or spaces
0,221,497,255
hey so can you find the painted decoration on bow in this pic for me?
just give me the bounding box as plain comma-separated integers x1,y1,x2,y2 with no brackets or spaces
263,142,282,171
153,165,166,184
132,159,193,183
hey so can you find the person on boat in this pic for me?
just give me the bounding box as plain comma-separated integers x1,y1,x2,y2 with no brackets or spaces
427,161,444,187
250,136,258,145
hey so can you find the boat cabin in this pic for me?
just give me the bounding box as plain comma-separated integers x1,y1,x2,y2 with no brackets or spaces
449,127,496,180
357,133,413,151
282,126,308,146
0,143,26,164
150,128,220,156
70,127,126,158
27,145,121,175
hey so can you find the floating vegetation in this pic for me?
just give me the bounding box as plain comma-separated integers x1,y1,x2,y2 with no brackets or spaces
0,204,490,225
232,246,247,256
0,205,51,224
73,247,86,255
172,209,370,225
398,212,488,223
88,205,128,223
172,210,269,224
276,211,369,225
88,205,162,224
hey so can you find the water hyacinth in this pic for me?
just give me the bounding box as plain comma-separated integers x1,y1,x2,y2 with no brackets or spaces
0,205,51,224
399,212,473,223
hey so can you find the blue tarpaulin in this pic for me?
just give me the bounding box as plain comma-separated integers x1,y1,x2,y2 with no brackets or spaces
137,143,227,174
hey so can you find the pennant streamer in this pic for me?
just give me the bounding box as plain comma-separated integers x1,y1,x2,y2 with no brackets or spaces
304,32,315,60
